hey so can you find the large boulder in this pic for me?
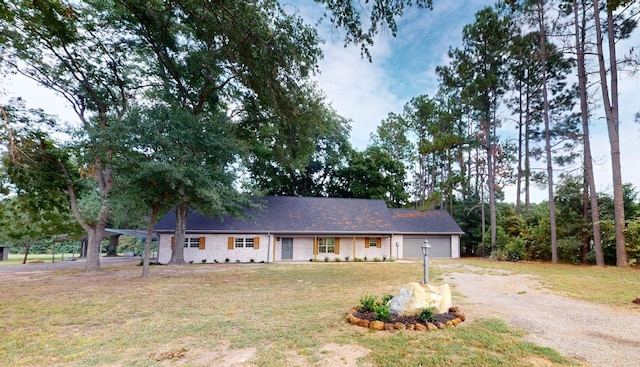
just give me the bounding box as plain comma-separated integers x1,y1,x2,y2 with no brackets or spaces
388,282,452,316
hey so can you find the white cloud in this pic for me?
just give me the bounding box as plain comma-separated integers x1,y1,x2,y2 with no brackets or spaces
315,42,402,149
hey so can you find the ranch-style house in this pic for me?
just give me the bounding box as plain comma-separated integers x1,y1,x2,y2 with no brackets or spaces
154,196,464,263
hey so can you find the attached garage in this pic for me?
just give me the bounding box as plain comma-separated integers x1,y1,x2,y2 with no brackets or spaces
403,235,452,258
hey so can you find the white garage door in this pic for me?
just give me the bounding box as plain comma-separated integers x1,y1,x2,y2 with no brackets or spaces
403,235,451,258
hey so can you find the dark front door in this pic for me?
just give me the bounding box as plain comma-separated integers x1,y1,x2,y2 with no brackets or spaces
281,238,293,260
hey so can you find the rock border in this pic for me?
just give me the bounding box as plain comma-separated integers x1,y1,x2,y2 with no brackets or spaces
346,306,465,332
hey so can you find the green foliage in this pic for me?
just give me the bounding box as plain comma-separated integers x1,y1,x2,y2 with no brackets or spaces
381,294,394,304
557,238,582,264
314,0,433,60
327,146,408,208
419,307,437,323
624,219,640,266
373,303,391,322
494,237,526,262
358,294,377,313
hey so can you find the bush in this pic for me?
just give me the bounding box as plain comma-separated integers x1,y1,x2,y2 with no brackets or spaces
418,307,437,323
381,294,394,304
373,257,381,262
492,232,525,262
344,256,349,262
557,238,582,264
334,257,341,262
359,294,377,313
373,304,391,322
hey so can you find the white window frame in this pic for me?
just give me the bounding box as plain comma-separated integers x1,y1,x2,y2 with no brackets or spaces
369,238,377,248
318,238,335,254
234,237,254,248
183,237,200,248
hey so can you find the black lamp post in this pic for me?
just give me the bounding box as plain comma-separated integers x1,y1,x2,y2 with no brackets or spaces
421,237,431,284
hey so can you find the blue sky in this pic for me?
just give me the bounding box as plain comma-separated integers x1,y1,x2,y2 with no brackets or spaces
2,1,639,204
303,1,640,203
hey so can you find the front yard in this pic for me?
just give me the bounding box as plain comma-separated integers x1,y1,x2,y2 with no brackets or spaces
0,259,590,366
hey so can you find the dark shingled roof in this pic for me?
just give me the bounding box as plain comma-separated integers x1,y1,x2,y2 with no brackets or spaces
155,196,463,235
390,209,464,234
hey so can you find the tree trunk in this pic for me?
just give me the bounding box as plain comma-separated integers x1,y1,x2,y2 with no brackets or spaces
574,0,604,266
485,115,497,253
593,0,627,266
85,226,104,272
516,77,524,217
538,0,558,264
142,206,160,278
169,205,187,265
22,244,31,265
524,83,532,216
63,156,111,272
106,234,120,256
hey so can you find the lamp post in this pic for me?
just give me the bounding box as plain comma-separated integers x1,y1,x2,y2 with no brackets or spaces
421,237,431,284
395,242,399,259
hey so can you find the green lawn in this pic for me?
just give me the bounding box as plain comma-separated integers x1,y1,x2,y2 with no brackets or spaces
0,259,595,366
0,253,61,265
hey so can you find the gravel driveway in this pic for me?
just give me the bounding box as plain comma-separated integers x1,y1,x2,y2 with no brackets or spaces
443,265,640,367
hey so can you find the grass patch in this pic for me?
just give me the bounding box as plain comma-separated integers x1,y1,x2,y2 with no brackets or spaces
0,261,581,366
0,253,59,266
456,258,640,307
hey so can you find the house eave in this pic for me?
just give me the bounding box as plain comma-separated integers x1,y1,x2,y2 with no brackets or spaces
155,230,395,236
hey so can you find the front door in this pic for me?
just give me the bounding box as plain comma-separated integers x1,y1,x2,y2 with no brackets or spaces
281,238,293,260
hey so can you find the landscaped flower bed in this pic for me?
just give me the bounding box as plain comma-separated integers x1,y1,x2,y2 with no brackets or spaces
347,294,465,331
346,306,465,331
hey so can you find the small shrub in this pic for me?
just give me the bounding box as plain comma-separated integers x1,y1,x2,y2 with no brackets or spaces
250,258,255,263
383,255,387,262
373,304,391,322
354,257,363,262
225,258,230,263
344,256,349,262
214,259,219,263
324,256,329,262
373,257,381,262
419,307,437,323
334,257,341,262
381,294,394,304
359,294,377,312
201,259,207,264
363,256,368,261
235,259,240,263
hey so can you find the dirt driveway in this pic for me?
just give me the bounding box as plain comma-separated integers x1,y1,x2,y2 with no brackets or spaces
442,265,640,367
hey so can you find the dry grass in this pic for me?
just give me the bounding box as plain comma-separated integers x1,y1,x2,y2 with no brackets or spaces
454,258,640,307
0,260,581,366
